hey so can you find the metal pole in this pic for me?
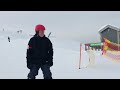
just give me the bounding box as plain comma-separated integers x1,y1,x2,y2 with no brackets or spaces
48,32,51,38
79,43,82,69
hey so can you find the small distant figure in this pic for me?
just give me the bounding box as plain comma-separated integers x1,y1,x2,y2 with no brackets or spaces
8,36,10,42
20,30,22,33
17,31,19,34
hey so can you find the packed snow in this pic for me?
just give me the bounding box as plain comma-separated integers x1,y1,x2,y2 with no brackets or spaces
0,30,120,79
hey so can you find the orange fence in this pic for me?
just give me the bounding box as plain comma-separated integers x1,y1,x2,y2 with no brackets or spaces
103,38,120,61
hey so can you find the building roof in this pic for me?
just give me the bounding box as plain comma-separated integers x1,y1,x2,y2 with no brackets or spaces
99,25,120,34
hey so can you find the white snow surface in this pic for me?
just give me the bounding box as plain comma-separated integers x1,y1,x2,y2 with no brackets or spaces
0,31,120,79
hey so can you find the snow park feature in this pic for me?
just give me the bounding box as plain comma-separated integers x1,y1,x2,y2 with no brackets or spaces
79,42,103,69
79,40,120,79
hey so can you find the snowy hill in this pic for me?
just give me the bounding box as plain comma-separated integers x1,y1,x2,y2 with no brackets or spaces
0,30,120,79
0,28,30,40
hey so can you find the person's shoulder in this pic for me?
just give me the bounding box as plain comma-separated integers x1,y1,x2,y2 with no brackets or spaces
44,36,49,40
29,36,36,41
45,36,50,41
44,36,52,43
29,37,34,40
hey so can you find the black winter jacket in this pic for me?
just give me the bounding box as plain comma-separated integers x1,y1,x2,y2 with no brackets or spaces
26,35,53,69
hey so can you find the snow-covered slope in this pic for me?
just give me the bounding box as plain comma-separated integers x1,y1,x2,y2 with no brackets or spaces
0,31,120,79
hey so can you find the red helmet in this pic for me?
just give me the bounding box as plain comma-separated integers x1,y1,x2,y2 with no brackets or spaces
35,24,45,31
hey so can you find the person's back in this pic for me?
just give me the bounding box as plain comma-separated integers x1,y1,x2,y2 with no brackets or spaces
26,24,53,79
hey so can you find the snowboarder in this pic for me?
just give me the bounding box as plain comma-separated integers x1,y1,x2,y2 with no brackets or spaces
8,36,10,42
26,24,53,79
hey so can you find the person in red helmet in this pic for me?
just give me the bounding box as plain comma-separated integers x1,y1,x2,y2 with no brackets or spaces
26,24,53,79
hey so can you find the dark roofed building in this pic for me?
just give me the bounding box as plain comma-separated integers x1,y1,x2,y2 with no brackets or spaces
99,25,120,44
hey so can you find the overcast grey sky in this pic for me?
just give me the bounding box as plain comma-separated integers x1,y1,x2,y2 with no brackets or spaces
0,11,120,43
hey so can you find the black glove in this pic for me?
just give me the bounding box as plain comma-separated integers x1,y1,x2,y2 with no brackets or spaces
48,61,53,66
46,60,53,67
26,57,33,69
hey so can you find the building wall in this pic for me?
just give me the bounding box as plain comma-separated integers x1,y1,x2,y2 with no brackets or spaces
100,28,118,43
119,31,120,44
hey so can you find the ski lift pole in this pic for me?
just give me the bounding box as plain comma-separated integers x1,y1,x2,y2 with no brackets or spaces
48,32,51,38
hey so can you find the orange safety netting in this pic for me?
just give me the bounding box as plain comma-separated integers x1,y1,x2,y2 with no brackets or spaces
103,38,120,61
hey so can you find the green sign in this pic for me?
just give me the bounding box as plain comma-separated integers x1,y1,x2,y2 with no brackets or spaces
90,43,102,46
